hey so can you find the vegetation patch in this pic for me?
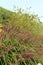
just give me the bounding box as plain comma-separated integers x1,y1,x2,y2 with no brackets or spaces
0,7,43,65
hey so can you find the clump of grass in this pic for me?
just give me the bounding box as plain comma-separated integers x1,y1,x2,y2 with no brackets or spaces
0,25,43,65
0,7,43,65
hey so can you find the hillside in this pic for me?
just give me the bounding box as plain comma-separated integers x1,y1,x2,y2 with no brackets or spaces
0,7,43,34
0,7,43,65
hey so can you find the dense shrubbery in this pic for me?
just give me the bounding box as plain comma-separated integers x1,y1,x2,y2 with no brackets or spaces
0,7,43,65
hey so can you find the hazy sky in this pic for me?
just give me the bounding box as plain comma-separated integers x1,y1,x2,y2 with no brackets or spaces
0,0,43,22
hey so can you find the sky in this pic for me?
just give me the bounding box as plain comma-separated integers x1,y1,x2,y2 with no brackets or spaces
0,0,43,22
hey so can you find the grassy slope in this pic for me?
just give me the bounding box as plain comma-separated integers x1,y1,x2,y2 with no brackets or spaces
0,7,43,65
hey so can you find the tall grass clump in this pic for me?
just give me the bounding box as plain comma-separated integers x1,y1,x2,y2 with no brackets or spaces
0,7,43,65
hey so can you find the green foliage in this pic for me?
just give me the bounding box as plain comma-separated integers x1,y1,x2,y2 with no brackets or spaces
0,7,43,34
0,7,43,65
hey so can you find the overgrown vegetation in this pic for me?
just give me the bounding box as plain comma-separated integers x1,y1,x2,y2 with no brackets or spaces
0,7,43,65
